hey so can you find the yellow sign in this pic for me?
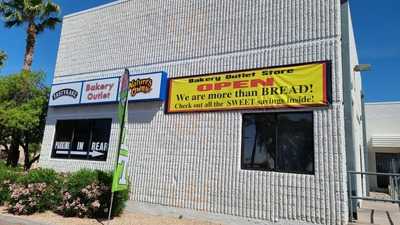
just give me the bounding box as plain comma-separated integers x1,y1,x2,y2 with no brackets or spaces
166,61,331,113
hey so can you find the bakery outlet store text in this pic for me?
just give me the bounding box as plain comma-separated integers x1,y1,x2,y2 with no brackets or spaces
39,1,366,225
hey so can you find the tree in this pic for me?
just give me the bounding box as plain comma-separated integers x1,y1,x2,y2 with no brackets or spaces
0,50,6,69
0,71,49,169
0,0,61,71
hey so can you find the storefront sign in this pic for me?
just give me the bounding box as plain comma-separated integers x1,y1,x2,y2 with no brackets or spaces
166,61,331,113
81,78,119,104
49,82,82,106
49,71,167,107
127,72,167,101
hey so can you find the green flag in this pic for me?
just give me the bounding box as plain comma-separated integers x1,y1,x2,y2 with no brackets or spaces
112,68,130,192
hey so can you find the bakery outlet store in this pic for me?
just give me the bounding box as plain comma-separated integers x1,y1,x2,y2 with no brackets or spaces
38,1,366,224
41,60,354,221
40,60,359,225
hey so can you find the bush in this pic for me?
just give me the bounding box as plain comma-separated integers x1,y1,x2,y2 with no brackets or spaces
6,168,63,215
97,170,129,217
64,169,98,196
17,168,62,187
0,166,129,218
8,183,52,215
0,168,17,205
56,169,129,218
0,162,21,205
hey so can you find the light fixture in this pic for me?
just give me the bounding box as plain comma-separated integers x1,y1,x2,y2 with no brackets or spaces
354,64,372,72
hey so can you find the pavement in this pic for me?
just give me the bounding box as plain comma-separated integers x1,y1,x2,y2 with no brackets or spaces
0,213,52,225
354,193,400,225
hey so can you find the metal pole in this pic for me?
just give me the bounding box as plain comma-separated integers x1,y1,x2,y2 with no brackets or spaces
348,172,354,222
107,192,115,224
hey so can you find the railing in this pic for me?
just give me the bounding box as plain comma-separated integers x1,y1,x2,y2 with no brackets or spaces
389,175,400,201
347,171,400,222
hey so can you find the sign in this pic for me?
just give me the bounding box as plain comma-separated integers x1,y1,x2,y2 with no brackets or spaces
49,71,167,107
166,61,331,113
49,82,82,106
112,69,130,192
81,78,119,104
127,72,167,101
51,119,112,161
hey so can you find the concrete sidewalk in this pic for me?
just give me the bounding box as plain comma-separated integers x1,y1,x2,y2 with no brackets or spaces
355,197,400,225
0,213,53,225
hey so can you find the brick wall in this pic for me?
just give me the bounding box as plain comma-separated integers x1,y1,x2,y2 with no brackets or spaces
40,0,349,224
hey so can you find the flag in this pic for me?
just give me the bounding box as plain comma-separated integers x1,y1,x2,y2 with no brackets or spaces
112,68,130,192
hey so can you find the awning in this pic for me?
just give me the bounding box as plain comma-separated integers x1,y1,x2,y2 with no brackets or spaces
370,135,400,148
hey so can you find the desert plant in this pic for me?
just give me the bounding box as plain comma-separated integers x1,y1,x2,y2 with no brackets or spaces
17,168,61,186
0,161,23,205
56,169,129,218
7,182,60,215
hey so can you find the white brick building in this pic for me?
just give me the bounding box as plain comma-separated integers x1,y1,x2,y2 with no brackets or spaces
39,0,365,224
365,102,400,192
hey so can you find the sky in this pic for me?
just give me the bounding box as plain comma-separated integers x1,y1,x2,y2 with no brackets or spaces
0,0,399,103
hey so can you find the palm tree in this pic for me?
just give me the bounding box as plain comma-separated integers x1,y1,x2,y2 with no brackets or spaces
0,0,61,71
0,50,6,69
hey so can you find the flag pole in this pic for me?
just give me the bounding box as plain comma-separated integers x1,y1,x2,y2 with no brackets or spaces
108,68,130,224
107,192,115,223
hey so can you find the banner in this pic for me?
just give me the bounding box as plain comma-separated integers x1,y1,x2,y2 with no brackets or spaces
112,69,130,192
166,61,331,113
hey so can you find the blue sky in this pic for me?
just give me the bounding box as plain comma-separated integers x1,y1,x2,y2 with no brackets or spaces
0,0,399,102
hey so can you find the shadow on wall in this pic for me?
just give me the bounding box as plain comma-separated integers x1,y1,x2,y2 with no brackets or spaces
46,102,163,124
128,101,163,124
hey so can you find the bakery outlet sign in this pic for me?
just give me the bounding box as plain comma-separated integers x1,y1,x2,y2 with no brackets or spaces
81,78,119,104
49,72,167,106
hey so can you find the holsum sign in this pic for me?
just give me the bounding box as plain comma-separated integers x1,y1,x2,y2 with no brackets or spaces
49,82,82,106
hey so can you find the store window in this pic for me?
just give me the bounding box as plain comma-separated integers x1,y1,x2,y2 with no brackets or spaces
52,119,112,161
242,112,314,174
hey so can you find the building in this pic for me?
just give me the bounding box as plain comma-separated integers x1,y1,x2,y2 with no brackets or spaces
39,0,365,224
365,102,400,192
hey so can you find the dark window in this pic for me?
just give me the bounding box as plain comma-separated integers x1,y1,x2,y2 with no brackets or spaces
52,119,112,161
242,112,314,174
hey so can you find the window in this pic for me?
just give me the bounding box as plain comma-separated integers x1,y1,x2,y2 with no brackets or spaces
242,112,314,174
52,119,112,161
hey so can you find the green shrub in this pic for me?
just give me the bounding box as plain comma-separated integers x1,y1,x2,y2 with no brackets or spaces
7,182,56,215
56,169,129,218
17,168,61,186
7,168,64,214
64,169,98,196
0,166,129,218
97,170,129,217
0,167,18,205
0,162,24,205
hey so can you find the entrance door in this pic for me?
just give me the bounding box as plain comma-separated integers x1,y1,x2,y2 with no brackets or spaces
376,153,400,189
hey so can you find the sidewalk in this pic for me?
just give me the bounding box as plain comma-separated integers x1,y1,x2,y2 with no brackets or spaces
0,205,222,225
355,193,400,225
0,213,52,225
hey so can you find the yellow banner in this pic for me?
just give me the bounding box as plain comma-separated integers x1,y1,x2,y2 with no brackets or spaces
166,62,331,113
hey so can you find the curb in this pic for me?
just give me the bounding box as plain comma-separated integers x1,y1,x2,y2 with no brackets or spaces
0,214,54,225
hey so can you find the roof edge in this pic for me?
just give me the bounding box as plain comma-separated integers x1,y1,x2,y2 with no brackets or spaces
64,0,125,19
365,101,400,105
